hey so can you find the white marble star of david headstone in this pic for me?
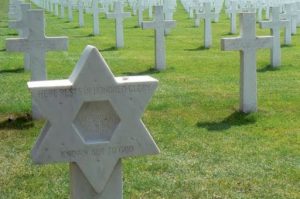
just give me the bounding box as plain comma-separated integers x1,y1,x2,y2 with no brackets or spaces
28,45,159,197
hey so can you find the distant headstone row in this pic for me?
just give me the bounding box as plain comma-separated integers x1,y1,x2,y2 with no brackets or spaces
3,0,300,198
29,0,177,70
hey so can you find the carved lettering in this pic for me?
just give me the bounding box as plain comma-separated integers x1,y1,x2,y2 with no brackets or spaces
37,84,154,99
60,145,135,159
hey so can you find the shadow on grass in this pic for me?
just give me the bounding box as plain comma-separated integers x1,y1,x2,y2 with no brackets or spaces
133,25,142,28
0,114,33,130
87,33,96,37
0,48,6,52
122,68,160,76
222,32,236,36
0,25,8,28
7,32,18,36
257,64,280,73
184,46,209,51
72,33,95,38
196,111,256,131
99,46,117,52
0,67,24,74
281,44,293,48
64,25,81,29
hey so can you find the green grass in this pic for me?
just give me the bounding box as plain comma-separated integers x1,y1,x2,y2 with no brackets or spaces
0,0,299,198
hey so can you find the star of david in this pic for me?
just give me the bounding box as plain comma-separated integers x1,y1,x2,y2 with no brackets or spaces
28,45,159,193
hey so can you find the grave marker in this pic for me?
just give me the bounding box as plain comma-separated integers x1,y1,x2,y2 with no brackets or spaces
92,0,102,35
60,0,65,19
106,2,131,48
260,7,288,67
9,3,31,71
55,0,59,16
78,0,84,27
196,2,217,48
142,6,176,71
68,0,73,21
28,45,159,199
137,0,144,27
281,3,298,35
221,13,273,113
228,0,238,34
6,10,68,119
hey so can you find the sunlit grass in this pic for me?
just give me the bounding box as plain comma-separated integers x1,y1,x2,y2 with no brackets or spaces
0,0,299,198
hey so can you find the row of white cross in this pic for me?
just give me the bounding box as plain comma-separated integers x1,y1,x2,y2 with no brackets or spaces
6,0,178,118
6,0,299,115
4,1,299,198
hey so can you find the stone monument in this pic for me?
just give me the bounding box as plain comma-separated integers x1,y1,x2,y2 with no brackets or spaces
260,7,289,67
142,6,176,71
28,45,159,199
6,9,68,119
196,2,217,48
106,1,131,48
9,3,31,71
221,13,273,113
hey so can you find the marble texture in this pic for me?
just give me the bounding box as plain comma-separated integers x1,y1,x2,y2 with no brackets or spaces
260,7,288,67
196,2,217,48
6,10,68,119
9,3,31,71
142,6,176,71
60,0,65,18
221,13,273,113
68,0,73,21
78,0,84,27
137,0,144,27
28,45,159,198
55,0,59,16
93,0,100,35
228,0,238,34
281,4,297,36
106,2,131,48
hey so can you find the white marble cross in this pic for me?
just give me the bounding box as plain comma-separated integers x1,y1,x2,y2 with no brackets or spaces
228,0,239,34
9,3,31,71
260,7,288,67
148,0,153,18
281,3,298,35
221,13,273,113
196,2,217,48
6,10,68,119
106,2,131,48
193,1,203,27
78,0,84,27
68,0,73,21
55,0,59,16
92,0,102,35
164,0,176,35
50,0,54,12
142,6,176,71
137,0,144,27
60,0,65,18
28,45,159,199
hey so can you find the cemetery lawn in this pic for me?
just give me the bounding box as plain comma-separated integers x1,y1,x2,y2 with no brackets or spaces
0,0,299,198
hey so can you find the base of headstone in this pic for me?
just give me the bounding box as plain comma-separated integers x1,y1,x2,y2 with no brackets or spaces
24,53,30,71
271,38,281,68
32,99,44,120
70,160,122,199
240,50,257,113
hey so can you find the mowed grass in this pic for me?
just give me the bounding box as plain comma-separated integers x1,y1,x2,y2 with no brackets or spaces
0,0,299,198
